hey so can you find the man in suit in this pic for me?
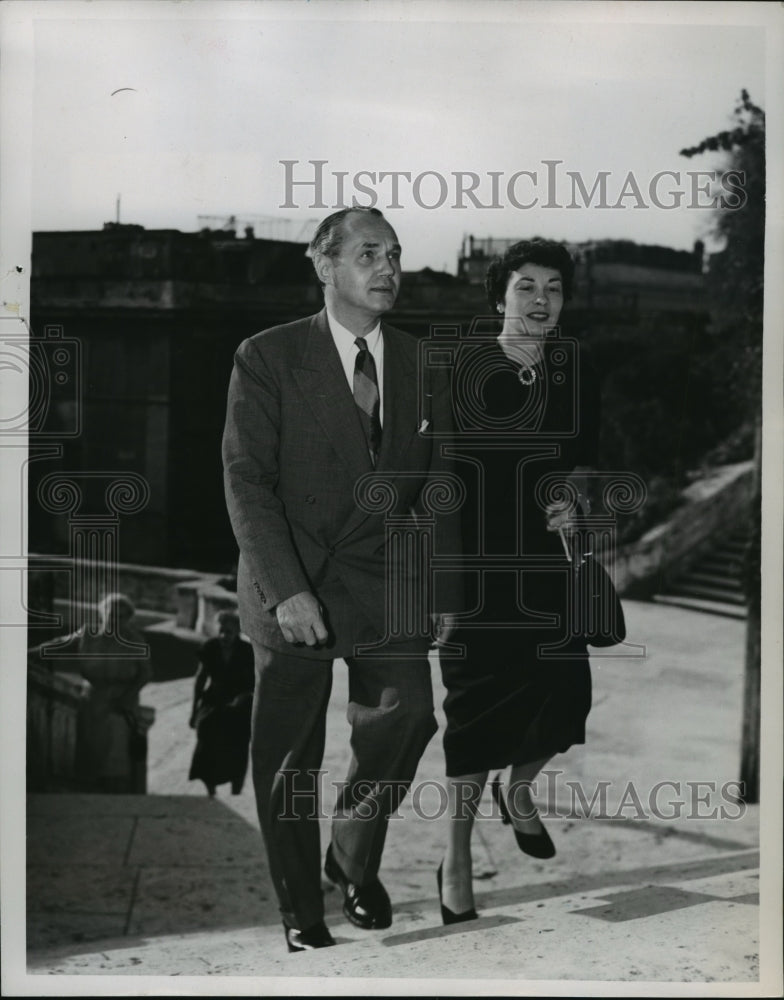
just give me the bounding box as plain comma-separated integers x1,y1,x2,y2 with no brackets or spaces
222,207,458,952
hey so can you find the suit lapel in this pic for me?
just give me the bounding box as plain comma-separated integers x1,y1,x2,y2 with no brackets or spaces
292,310,373,482
292,314,421,545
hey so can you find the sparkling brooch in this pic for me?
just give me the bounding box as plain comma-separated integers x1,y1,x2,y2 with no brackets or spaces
517,366,537,386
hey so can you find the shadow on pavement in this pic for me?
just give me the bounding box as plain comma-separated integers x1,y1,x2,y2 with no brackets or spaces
28,785,759,967
27,793,274,959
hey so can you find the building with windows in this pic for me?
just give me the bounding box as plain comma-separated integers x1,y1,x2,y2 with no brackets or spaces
29,223,708,572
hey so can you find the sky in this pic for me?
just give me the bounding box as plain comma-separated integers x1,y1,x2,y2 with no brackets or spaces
28,2,769,273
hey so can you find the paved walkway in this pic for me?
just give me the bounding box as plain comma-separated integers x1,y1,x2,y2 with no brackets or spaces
19,600,775,993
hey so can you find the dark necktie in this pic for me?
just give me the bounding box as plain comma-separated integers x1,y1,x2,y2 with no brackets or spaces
353,337,381,466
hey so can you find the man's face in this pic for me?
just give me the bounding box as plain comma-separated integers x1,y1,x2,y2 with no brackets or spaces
318,213,402,323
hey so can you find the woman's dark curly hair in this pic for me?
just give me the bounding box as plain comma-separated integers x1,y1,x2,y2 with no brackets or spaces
484,238,575,310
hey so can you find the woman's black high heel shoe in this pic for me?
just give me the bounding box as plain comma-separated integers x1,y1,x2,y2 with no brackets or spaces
490,777,556,859
437,862,478,925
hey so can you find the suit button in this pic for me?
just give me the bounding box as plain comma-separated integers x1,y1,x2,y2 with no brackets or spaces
305,495,315,504
328,546,336,555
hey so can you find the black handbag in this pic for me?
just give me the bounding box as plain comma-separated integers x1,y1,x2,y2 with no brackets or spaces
560,529,626,647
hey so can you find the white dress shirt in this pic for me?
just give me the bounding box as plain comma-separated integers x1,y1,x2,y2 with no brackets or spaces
326,311,384,426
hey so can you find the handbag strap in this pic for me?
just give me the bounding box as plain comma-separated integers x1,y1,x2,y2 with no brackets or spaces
557,526,593,568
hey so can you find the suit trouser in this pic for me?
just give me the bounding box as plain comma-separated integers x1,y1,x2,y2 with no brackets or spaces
250,639,437,930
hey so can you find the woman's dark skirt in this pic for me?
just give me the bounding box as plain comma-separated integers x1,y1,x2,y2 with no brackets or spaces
441,574,592,778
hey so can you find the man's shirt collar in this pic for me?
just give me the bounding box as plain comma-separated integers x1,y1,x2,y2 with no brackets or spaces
326,312,382,352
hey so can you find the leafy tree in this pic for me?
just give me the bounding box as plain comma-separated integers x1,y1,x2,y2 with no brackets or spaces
595,92,764,559
680,89,764,417
682,90,764,803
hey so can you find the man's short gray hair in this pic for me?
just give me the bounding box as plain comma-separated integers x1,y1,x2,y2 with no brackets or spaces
307,207,385,261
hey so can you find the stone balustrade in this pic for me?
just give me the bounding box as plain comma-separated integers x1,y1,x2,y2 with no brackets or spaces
27,555,223,616
612,461,753,596
26,461,753,680
27,662,155,793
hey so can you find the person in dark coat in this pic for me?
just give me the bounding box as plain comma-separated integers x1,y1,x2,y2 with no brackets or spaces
188,610,255,796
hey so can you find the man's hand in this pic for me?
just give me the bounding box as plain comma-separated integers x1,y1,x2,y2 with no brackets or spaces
275,591,329,647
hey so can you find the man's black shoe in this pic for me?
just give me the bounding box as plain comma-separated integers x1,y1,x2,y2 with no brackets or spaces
283,920,336,953
324,843,392,930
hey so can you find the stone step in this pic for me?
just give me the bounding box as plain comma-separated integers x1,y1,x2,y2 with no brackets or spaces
720,546,750,563
666,582,747,605
676,571,746,594
724,536,751,551
651,522,751,618
651,593,748,619
698,555,745,575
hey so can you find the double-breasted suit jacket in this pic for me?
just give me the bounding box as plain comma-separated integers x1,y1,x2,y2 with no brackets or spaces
223,308,459,657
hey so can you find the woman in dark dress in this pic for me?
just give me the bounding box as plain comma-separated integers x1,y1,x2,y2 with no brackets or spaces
189,610,255,796
437,239,600,923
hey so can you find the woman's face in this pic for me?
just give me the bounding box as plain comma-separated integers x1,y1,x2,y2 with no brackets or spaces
500,263,564,338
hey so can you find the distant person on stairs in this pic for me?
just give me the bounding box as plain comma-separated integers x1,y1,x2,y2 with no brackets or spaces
188,610,255,796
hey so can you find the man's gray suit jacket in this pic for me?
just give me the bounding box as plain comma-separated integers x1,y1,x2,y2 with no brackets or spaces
222,308,461,658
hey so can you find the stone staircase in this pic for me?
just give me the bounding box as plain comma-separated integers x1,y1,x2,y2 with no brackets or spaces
653,530,750,619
